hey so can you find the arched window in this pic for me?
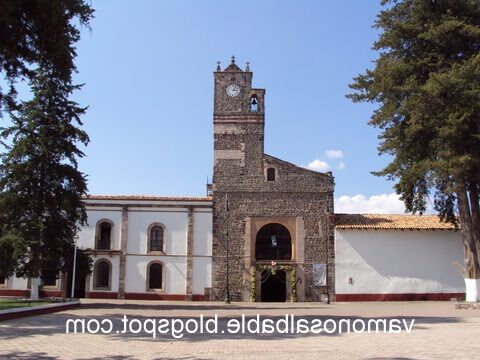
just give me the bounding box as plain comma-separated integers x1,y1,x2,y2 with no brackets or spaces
149,225,164,252
96,221,112,250
255,223,292,260
147,262,163,290
267,167,276,181
250,94,258,112
94,260,111,290
147,223,166,253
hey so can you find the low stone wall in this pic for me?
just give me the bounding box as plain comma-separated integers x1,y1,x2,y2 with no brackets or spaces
0,301,80,322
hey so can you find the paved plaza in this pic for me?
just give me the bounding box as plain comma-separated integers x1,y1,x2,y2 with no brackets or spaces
0,299,479,359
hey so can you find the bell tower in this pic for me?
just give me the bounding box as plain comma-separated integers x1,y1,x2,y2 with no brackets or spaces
211,57,335,302
212,56,266,190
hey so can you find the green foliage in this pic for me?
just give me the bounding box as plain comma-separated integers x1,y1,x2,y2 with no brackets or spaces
0,0,94,113
66,248,93,285
0,298,54,310
0,225,25,278
250,265,297,302
250,266,256,302
348,0,480,221
0,2,93,281
0,70,89,279
349,0,480,280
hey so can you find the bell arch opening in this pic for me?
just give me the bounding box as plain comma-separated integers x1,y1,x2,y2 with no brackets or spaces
255,223,292,260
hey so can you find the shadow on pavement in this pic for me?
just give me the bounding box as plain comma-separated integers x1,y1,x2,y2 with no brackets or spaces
79,302,327,312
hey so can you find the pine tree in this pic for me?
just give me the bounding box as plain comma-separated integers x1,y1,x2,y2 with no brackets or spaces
349,0,480,301
0,69,90,296
0,0,93,299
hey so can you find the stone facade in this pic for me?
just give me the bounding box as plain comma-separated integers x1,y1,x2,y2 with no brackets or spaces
212,58,335,302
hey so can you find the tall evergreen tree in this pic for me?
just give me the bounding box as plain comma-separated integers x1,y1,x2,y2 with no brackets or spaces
0,70,89,293
0,0,93,298
349,0,480,301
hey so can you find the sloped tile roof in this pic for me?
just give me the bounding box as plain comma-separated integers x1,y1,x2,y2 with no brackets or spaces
335,214,456,230
83,195,212,202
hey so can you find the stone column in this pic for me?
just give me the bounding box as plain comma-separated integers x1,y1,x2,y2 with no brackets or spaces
328,213,336,301
185,207,194,300
243,217,252,301
295,217,305,301
85,273,91,298
118,206,128,299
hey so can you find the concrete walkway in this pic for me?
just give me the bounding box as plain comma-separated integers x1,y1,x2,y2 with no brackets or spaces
0,300,479,359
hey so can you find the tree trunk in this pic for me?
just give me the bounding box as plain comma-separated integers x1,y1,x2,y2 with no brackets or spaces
30,277,41,300
469,182,480,266
457,187,480,302
30,246,41,300
30,164,46,301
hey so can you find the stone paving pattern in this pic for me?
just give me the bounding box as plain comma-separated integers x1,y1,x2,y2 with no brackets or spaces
0,299,479,359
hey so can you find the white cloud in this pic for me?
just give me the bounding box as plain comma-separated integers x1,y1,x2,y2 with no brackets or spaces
335,193,406,214
325,150,344,159
337,162,346,170
307,159,330,172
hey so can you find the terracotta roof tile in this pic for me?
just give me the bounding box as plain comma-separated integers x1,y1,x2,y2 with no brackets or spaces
82,195,212,202
335,214,456,230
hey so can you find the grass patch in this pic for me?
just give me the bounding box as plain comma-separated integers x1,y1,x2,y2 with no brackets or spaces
0,298,54,311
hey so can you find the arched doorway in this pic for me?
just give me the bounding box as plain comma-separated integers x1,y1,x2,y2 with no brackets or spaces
261,270,287,302
255,223,292,260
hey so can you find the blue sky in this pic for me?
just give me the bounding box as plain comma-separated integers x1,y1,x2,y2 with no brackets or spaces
72,0,407,213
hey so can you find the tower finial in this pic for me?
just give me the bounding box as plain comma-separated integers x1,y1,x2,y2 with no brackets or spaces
216,61,221,71
231,55,235,64
245,61,250,72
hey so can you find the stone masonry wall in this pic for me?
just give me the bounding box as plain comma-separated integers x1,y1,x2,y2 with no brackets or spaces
212,154,335,302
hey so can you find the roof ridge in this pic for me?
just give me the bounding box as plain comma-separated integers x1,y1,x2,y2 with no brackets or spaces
334,213,456,230
83,194,212,201
264,153,332,177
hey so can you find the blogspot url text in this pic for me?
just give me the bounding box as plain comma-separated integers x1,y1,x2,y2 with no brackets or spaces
65,314,415,339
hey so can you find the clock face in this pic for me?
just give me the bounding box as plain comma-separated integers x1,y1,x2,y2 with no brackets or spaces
226,84,240,97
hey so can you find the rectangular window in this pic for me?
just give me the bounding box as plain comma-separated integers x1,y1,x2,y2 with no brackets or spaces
267,168,276,181
42,276,57,287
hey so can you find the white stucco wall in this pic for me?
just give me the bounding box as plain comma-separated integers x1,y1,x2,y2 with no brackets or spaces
193,210,212,256
78,208,123,250
192,257,212,294
125,256,187,294
192,210,213,293
10,276,28,290
335,229,465,294
127,209,188,255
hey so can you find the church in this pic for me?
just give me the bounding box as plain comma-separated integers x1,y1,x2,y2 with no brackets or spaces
0,58,466,302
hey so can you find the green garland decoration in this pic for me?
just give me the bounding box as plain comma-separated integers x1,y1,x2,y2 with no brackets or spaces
250,266,257,302
249,264,297,302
